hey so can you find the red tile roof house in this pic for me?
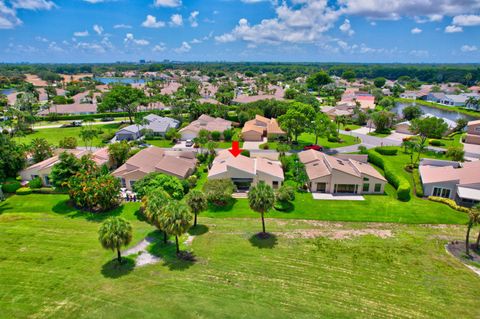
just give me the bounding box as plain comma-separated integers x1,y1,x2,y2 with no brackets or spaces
208,150,284,191
112,147,197,190
20,148,110,186
241,115,286,142
419,159,480,206
298,150,387,194
465,120,480,145
179,115,232,140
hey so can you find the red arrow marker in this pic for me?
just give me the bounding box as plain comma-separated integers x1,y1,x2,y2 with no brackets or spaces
229,141,242,157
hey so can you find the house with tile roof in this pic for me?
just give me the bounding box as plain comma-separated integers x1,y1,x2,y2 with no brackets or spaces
112,147,196,190
298,150,387,194
208,150,284,190
419,159,480,206
179,114,232,140
465,120,480,145
241,115,286,141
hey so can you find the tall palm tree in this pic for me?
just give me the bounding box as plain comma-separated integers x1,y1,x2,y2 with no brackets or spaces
185,190,207,227
465,209,480,256
98,217,133,264
163,201,193,254
248,182,276,235
144,189,171,243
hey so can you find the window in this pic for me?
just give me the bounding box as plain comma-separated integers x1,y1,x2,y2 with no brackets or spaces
432,187,451,198
120,178,126,188
130,180,136,188
44,176,50,186
363,177,369,181
374,183,382,192
363,183,370,192
475,127,480,132
334,184,357,194
316,183,326,193
272,181,279,189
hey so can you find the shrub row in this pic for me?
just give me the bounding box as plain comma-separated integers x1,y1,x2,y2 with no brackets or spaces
2,181,21,193
374,146,398,155
412,169,424,198
368,150,411,201
32,187,68,194
38,110,171,122
16,187,32,195
428,196,470,213
429,140,445,147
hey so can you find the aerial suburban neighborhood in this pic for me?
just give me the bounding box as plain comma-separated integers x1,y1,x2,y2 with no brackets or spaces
1,0,480,318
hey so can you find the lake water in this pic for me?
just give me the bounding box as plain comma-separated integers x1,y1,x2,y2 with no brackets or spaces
391,102,478,122
94,77,146,85
1,88,16,95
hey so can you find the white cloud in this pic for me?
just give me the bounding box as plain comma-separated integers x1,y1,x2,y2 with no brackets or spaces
169,13,183,27
93,24,103,35
189,11,199,27
190,38,202,44
452,15,480,26
48,41,64,52
76,42,106,53
124,33,149,46
153,0,181,8
409,49,429,57
74,30,89,37
339,19,354,36
445,25,463,33
411,27,422,34
414,14,443,23
11,0,55,10
113,24,131,29
461,45,478,52
152,43,166,52
35,36,48,42
215,1,341,45
174,41,191,53
83,0,116,3
0,1,21,29
339,0,480,20
142,15,165,28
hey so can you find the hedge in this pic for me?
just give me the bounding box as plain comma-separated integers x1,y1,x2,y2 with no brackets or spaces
28,177,43,189
2,181,22,193
368,150,411,201
374,146,398,156
16,187,32,195
428,196,470,213
412,169,424,197
37,110,172,122
429,140,445,147
31,187,68,194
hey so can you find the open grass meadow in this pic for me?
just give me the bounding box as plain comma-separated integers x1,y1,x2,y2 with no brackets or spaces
13,123,122,147
1,194,479,318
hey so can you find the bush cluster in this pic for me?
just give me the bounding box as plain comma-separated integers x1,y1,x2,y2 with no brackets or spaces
2,181,21,193
428,196,470,213
429,140,445,147
374,146,398,155
368,150,411,201
15,187,32,195
28,177,43,189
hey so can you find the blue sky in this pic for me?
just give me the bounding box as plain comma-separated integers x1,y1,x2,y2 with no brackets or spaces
1,0,480,63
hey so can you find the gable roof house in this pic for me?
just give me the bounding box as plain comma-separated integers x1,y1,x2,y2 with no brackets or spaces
112,147,197,190
20,148,110,186
208,150,284,190
298,149,387,194
115,114,179,141
465,120,480,145
419,159,480,206
179,115,232,140
241,115,286,141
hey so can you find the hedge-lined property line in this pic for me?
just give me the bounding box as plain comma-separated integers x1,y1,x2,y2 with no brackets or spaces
368,150,411,201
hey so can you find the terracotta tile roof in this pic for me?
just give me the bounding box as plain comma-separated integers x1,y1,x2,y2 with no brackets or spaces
241,115,285,137
180,115,232,134
419,161,480,185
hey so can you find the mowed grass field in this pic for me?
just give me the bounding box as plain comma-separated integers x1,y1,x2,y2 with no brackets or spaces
1,194,479,318
13,123,121,147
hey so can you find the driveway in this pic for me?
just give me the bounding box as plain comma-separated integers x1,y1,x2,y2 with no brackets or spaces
243,137,267,150
387,132,413,142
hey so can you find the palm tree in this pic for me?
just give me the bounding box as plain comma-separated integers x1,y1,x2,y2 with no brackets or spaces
248,182,275,235
465,209,480,256
163,201,193,254
98,217,133,264
205,141,218,156
144,189,171,243
185,190,207,227
471,204,480,251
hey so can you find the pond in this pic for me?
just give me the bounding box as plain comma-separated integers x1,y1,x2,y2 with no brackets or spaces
391,102,477,122
94,77,146,85
0,88,16,95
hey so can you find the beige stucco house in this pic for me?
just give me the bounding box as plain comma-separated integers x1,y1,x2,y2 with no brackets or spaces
299,150,387,194
208,150,284,190
20,148,110,186
179,114,232,140
241,115,286,141
112,147,197,190
465,120,480,145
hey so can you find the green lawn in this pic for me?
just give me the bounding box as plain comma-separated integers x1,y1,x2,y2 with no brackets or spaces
428,133,465,150
0,194,479,318
268,132,359,150
368,131,391,138
13,123,121,147
145,139,176,147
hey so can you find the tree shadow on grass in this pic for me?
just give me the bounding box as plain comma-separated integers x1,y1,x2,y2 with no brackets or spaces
0,202,13,216
148,240,195,271
249,233,278,249
52,200,125,222
101,257,135,279
188,224,209,236
207,198,237,213
274,201,294,213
